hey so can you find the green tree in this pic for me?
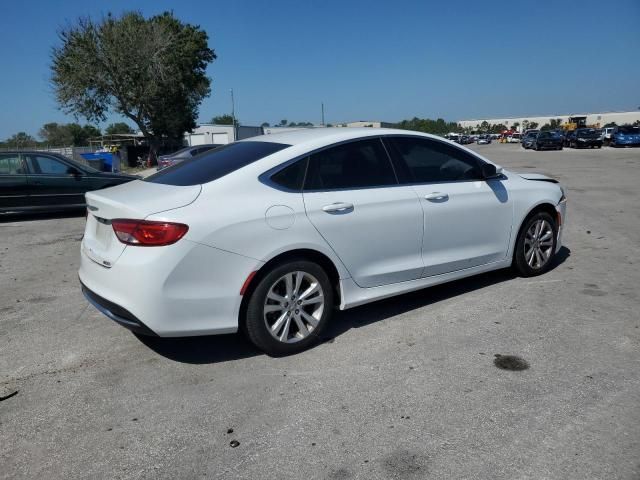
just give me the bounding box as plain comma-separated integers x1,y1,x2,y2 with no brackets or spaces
260,122,270,127
39,122,100,145
51,11,216,154
5,132,36,148
211,114,238,126
278,119,288,126
528,121,539,130
105,122,135,135
39,122,73,145
511,121,520,131
549,118,563,129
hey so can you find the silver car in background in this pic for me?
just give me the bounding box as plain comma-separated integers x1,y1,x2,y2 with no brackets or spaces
156,144,221,170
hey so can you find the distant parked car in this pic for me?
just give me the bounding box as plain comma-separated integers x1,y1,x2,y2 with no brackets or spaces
602,127,615,144
569,128,603,149
507,133,521,143
532,131,563,151
157,144,221,170
0,151,137,215
610,125,640,147
476,134,492,145
521,130,540,149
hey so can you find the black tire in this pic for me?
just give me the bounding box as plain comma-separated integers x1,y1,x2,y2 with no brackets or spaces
513,211,558,277
558,146,563,150
244,259,334,356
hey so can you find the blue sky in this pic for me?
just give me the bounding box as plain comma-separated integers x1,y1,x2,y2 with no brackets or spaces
1,0,638,138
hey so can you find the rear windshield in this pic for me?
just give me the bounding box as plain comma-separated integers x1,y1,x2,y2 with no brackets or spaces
146,141,290,186
618,126,640,134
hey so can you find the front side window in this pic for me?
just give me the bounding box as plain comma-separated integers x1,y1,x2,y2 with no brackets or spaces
304,139,396,190
387,137,483,184
26,155,71,175
0,154,24,175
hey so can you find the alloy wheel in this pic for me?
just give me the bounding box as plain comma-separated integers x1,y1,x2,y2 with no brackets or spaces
523,219,554,269
263,271,325,343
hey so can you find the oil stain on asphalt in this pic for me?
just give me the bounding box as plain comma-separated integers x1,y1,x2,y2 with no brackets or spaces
493,354,530,371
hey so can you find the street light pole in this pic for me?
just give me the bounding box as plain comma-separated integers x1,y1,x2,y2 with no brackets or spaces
230,88,236,141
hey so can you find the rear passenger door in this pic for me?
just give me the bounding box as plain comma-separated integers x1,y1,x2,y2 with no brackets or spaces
0,153,29,211
302,138,424,288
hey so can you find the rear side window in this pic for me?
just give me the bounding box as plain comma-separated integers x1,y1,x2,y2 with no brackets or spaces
270,158,308,191
147,141,290,186
0,154,24,175
387,137,482,183
304,139,397,190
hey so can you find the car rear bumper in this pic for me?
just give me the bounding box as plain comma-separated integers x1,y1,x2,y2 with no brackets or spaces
79,239,263,337
81,282,158,336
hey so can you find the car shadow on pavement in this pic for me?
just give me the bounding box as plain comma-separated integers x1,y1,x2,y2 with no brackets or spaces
137,246,570,364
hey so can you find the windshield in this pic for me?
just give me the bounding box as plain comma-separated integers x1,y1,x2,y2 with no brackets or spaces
146,141,290,186
53,154,100,173
577,129,598,137
538,132,554,139
618,126,640,134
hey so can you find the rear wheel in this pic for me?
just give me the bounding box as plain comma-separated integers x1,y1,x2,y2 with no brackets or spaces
513,212,557,277
244,259,333,355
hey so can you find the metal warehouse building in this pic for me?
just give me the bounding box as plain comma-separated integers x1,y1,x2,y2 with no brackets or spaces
459,111,640,131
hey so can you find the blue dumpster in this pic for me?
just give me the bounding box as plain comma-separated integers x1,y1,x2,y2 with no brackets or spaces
80,152,113,172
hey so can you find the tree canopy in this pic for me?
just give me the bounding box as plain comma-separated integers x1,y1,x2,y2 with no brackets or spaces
395,117,462,135
51,11,216,150
39,122,100,146
211,114,238,126
105,122,135,135
4,132,36,148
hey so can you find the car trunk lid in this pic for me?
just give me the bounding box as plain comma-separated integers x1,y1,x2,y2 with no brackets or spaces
82,180,201,267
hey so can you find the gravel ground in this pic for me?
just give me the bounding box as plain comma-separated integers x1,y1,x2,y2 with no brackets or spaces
1,143,639,479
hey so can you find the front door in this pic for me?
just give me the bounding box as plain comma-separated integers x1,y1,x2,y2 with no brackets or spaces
24,153,87,207
302,138,424,288
385,136,513,277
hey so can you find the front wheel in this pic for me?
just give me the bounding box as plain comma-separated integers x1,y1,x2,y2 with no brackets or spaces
244,259,333,355
513,212,557,277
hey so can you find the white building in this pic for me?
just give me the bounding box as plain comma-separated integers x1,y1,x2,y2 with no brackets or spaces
459,111,640,132
185,124,235,145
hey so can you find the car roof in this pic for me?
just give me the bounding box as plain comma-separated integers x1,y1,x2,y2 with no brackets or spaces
244,127,444,147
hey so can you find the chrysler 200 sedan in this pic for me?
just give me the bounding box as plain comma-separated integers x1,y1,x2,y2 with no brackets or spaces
79,128,567,355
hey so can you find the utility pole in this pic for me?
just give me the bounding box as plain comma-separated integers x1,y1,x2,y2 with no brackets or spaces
321,102,325,126
230,88,236,141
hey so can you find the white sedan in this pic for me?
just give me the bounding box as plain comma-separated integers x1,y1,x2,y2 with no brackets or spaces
79,128,566,355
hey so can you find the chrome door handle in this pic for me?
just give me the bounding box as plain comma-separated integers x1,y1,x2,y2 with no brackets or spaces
424,192,449,201
322,202,354,213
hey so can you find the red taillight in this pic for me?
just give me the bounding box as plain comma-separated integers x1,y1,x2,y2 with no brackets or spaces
111,219,189,246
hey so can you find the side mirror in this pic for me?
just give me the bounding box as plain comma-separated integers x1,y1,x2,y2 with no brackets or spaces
481,163,502,179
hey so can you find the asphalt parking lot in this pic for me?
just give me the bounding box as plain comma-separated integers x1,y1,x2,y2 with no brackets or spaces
1,143,639,479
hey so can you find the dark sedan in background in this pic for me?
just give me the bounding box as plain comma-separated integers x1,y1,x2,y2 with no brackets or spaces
532,130,563,151
0,151,137,215
156,144,221,170
566,128,603,148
